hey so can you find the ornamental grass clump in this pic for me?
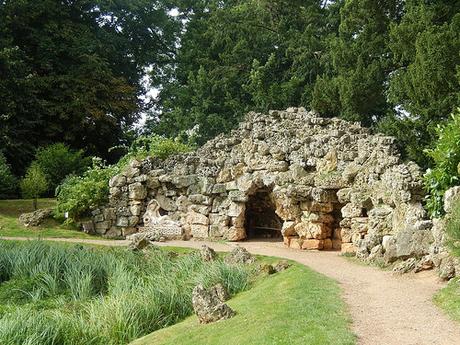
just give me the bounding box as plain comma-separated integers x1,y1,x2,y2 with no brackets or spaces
0,241,255,345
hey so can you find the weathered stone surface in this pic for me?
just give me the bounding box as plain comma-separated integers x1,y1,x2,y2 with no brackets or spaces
200,245,217,262
274,260,291,272
444,186,460,214
224,246,254,264
92,107,438,269
19,208,53,227
128,233,151,251
192,284,235,324
393,258,418,274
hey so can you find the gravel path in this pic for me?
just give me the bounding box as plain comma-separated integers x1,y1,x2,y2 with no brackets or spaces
3,236,460,345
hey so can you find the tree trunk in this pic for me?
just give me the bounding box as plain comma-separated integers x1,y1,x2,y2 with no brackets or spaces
33,198,37,211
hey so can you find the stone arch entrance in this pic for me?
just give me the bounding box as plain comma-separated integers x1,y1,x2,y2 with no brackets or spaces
244,189,283,239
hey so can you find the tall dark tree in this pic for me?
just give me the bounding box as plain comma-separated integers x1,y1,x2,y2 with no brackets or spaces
0,0,179,174
148,0,331,144
311,0,403,126
379,0,460,167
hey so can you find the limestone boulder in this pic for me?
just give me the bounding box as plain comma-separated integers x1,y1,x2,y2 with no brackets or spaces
224,246,254,264
192,284,235,324
200,245,217,262
19,208,53,227
444,186,460,214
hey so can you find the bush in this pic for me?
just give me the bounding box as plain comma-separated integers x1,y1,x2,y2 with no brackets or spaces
424,108,460,216
20,164,48,210
0,153,17,199
0,241,255,345
56,135,193,221
118,135,193,164
33,143,91,195
56,158,120,220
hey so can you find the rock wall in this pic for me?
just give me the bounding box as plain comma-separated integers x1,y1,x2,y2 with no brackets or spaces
91,107,431,260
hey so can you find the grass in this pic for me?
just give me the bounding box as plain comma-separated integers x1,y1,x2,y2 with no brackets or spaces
131,262,356,345
0,240,255,345
0,198,93,239
434,278,460,323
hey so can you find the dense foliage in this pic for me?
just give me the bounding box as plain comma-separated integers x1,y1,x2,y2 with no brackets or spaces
0,153,17,199
56,158,119,220
146,0,460,168
0,0,179,175
424,109,460,216
56,136,192,220
33,144,91,195
148,0,332,144
0,241,254,345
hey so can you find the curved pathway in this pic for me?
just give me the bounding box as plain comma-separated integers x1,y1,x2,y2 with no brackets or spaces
3,236,460,345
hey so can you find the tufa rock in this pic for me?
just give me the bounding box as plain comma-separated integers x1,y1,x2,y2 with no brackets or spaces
274,260,291,272
200,245,217,261
224,246,255,265
18,208,54,227
192,284,235,324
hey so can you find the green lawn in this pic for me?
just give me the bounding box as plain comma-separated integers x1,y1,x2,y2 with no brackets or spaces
131,263,356,345
434,278,460,323
0,199,94,239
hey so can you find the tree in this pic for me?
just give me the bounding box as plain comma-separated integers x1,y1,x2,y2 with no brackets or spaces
311,0,402,125
381,1,460,167
148,0,331,144
0,152,17,199
33,143,91,195
20,165,48,210
0,0,179,174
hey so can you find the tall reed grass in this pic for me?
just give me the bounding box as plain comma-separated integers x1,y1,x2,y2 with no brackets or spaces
0,241,255,345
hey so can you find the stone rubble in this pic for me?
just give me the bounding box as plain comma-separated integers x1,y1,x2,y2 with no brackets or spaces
19,208,53,227
225,246,255,265
192,284,235,324
89,107,458,275
200,245,217,262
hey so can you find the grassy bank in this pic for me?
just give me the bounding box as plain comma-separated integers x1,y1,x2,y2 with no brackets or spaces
131,262,356,345
0,199,92,239
0,241,254,345
434,278,460,323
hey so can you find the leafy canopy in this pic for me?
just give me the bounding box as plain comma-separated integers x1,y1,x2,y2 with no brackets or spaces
20,165,48,201
424,108,460,217
33,144,91,195
0,0,179,174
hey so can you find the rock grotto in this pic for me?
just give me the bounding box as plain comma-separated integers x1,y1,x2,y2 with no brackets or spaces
90,107,456,270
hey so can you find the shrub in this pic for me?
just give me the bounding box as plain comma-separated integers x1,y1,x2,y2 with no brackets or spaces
118,135,193,164
20,164,48,210
33,143,91,195
0,153,17,199
57,136,193,221
56,158,120,220
424,108,460,216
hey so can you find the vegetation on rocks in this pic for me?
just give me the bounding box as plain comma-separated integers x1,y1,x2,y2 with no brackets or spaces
56,136,192,221
0,241,254,345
